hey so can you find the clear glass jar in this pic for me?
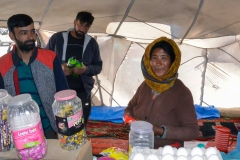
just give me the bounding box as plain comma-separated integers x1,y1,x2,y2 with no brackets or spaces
52,89,86,150
7,94,47,159
0,89,13,152
129,121,154,154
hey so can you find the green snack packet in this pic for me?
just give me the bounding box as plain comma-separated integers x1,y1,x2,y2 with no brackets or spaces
75,60,83,69
72,60,83,78
67,57,77,69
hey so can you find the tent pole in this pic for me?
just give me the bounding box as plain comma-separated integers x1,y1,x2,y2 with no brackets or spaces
200,49,208,106
95,75,103,106
38,0,53,30
94,36,104,106
113,0,135,35
180,0,204,44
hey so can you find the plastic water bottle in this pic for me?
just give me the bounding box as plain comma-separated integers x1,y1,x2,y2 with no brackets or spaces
0,89,13,152
7,94,47,160
129,121,154,154
52,89,86,150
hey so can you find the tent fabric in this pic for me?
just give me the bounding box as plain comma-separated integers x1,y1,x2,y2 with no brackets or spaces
91,38,240,108
1,0,240,43
1,0,240,108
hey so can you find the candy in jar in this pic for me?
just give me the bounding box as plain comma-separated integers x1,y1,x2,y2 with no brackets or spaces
7,94,47,160
52,89,87,150
0,89,13,152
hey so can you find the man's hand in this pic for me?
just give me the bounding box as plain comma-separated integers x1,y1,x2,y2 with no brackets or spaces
73,64,86,75
62,63,73,76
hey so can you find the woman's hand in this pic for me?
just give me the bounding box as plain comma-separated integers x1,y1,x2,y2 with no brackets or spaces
153,124,164,136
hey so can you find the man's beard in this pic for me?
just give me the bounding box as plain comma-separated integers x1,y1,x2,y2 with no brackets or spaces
14,36,35,53
75,28,85,38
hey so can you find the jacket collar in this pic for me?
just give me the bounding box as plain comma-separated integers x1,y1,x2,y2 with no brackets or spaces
12,45,38,66
61,28,91,62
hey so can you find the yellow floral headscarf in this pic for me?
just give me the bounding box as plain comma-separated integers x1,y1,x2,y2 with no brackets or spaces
141,37,181,93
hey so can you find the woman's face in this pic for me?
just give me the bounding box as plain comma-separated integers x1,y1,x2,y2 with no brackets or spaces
150,48,172,77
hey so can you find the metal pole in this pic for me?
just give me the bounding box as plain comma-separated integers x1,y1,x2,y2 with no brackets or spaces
94,36,104,106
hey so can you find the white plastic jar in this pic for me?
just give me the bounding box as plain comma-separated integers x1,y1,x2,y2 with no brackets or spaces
129,121,154,154
7,94,47,159
52,89,86,150
0,89,13,152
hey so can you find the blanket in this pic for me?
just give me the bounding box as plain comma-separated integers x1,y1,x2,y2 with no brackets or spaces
89,106,125,123
89,105,221,123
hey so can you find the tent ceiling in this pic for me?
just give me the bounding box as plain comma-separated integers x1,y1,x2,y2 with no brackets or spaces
1,0,240,41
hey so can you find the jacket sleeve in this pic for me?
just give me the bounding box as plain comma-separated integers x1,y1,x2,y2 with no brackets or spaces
124,83,143,117
53,56,69,91
45,33,57,51
84,39,102,76
0,73,4,89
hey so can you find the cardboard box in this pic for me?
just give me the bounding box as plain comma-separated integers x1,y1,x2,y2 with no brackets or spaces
0,139,92,160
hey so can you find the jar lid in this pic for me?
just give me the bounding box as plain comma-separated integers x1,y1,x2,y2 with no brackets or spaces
54,89,76,101
8,94,31,106
130,121,153,133
0,89,8,99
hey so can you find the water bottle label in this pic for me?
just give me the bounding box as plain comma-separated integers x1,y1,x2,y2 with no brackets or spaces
55,110,84,136
12,121,44,150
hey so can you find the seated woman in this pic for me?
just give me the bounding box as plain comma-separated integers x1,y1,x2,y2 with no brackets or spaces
124,37,199,148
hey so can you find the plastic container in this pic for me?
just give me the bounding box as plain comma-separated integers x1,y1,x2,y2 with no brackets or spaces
7,94,47,160
129,121,154,154
0,89,13,151
52,89,86,150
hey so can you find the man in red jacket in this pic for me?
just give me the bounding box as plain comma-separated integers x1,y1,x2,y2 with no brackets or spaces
0,14,69,138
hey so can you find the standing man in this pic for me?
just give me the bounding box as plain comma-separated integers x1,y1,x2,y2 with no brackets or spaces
46,11,102,127
0,14,69,139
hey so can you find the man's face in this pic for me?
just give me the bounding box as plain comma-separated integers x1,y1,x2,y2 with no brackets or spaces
9,23,36,53
74,20,91,38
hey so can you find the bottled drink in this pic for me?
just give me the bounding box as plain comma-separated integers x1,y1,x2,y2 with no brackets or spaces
129,121,154,154
72,60,83,78
52,89,86,150
7,94,47,160
67,56,77,69
0,89,13,151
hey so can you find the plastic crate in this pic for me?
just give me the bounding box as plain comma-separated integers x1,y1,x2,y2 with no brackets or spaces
88,138,129,154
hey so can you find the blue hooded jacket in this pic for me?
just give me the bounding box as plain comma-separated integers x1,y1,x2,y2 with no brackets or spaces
46,29,102,96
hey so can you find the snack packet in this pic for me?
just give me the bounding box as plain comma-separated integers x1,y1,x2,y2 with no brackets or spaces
100,147,128,160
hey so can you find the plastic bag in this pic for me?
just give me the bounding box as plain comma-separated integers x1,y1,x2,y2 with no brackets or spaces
100,147,128,160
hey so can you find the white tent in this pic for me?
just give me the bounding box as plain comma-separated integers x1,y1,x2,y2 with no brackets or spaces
1,0,240,108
